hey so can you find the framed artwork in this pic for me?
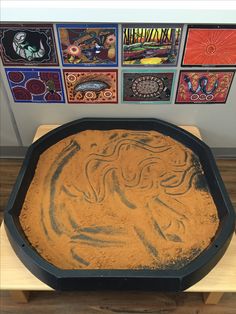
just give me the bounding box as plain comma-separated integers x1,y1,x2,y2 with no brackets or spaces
57,24,118,66
5,68,65,103
122,24,182,66
63,69,118,103
182,25,236,67
0,24,58,66
175,70,235,104
122,70,176,104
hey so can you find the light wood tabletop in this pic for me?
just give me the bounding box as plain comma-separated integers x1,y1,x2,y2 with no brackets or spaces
1,125,235,305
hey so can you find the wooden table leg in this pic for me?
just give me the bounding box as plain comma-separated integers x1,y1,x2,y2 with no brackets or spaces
203,292,224,304
9,291,30,303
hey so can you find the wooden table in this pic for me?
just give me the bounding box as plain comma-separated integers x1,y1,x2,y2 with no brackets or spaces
1,125,235,304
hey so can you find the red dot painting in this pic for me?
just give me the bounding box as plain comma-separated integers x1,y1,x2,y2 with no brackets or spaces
8,72,24,83
45,92,62,101
26,79,46,95
12,86,32,101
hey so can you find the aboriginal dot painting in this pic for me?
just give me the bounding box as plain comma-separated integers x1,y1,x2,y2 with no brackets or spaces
63,69,118,104
57,24,118,66
1,23,235,105
5,68,65,103
122,70,176,104
182,25,236,66
0,24,58,66
175,71,235,104
122,24,182,66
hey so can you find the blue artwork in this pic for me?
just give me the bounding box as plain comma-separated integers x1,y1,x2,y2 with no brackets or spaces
56,24,118,67
5,68,65,103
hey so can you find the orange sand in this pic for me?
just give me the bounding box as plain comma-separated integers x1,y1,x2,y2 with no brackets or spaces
20,130,219,270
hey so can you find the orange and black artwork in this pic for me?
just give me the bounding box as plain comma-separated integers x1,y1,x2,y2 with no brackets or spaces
63,69,118,104
182,25,236,67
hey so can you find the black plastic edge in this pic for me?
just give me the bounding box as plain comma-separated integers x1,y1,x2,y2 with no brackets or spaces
4,118,236,291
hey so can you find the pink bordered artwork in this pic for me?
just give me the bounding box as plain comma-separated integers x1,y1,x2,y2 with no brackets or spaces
175,70,235,104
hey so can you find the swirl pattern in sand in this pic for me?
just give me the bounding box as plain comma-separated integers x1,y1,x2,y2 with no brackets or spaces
20,130,219,270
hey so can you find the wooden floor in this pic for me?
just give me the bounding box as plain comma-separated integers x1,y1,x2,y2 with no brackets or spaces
1,291,236,314
0,158,236,313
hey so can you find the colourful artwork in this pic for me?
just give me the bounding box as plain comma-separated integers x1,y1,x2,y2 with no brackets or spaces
175,71,234,104
0,24,58,66
57,24,118,66
5,68,65,103
63,70,118,103
122,24,182,66
122,70,175,104
182,25,236,66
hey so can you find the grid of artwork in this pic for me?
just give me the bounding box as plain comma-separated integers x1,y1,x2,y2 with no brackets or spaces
0,23,235,105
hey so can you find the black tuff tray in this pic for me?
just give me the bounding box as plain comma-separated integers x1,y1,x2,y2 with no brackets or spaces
4,118,235,291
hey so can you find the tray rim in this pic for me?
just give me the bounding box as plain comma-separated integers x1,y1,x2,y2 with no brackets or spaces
4,118,236,291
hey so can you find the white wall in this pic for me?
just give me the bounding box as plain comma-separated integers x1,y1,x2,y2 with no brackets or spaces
6,85,236,147
2,1,236,24
1,1,236,148
0,78,19,147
